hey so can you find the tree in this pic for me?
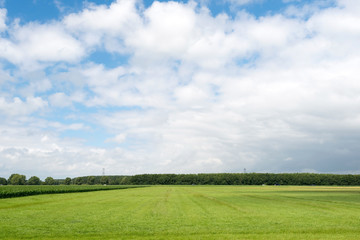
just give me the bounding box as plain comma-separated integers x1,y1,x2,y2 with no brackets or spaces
27,176,41,185
8,174,26,185
120,176,129,185
100,176,109,185
0,177,7,185
87,176,95,185
44,177,55,185
74,177,83,185
64,177,72,185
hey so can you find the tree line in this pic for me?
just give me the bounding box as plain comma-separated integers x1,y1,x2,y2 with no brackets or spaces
0,174,72,185
0,174,118,186
123,173,360,186
2,173,360,186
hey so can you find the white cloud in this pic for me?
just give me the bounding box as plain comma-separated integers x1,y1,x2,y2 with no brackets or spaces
1,0,360,177
0,23,85,68
53,0,65,13
0,64,12,84
0,8,6,32
64,0,141,52
129,1,196,59
0,96,47,117
107,133,127,144
18,76,52,97
49,92,73,107
48,122,86,131
225,0,263,6
307,5,360,43
174,84,211,107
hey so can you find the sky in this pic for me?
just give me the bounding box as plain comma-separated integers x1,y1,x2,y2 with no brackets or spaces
0,0,359,179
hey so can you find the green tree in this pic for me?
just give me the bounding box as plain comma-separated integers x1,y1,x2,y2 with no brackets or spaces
44,177,55,185
120,176,129,185
74,177,83,185
8,174,26,185
100,176,109,185
64,177,72,185
87,176,95,185
0,177,7,185
27,176,41,185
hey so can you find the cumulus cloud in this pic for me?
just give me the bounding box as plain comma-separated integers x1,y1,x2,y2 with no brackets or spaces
129,1,196,59
63,0,141,52
0,23,85,69
1,0,360,178
0,97,47,117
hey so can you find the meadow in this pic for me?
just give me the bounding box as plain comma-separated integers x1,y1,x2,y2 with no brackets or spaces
0,185,360,239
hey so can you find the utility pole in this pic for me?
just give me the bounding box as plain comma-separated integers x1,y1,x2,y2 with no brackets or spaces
102,168,105,176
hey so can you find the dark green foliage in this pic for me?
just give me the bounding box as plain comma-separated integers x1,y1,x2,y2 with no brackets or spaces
3,173,359,188
125,173,360,186
64,177,72,185
100,176,109,185
0,177,7,185
61,176,129,185
53,173,360,186
27,176,41,185
44,177,55,185
87,176,96,185
8,174,26,185
74,177,84,185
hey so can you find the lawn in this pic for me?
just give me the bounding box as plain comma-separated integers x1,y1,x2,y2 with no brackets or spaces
0,185,360,239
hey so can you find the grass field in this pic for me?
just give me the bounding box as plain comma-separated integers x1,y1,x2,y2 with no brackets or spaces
1,185,360,239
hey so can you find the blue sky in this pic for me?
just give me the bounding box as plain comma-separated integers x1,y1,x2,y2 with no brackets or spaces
1,0,360,179
3,0,322,24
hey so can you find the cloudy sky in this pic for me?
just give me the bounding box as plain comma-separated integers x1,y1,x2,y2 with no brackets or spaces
0,0,359,179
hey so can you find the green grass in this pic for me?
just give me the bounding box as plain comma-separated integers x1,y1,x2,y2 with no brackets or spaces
1,186,360,239
0,185,143,198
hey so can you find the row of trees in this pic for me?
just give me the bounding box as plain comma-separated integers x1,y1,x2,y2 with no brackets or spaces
2,173,360,186
0,174,112,186
0,174,72,185
57,173,360,186
125,173,360,186
71,176,127,185
0,175,121,185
